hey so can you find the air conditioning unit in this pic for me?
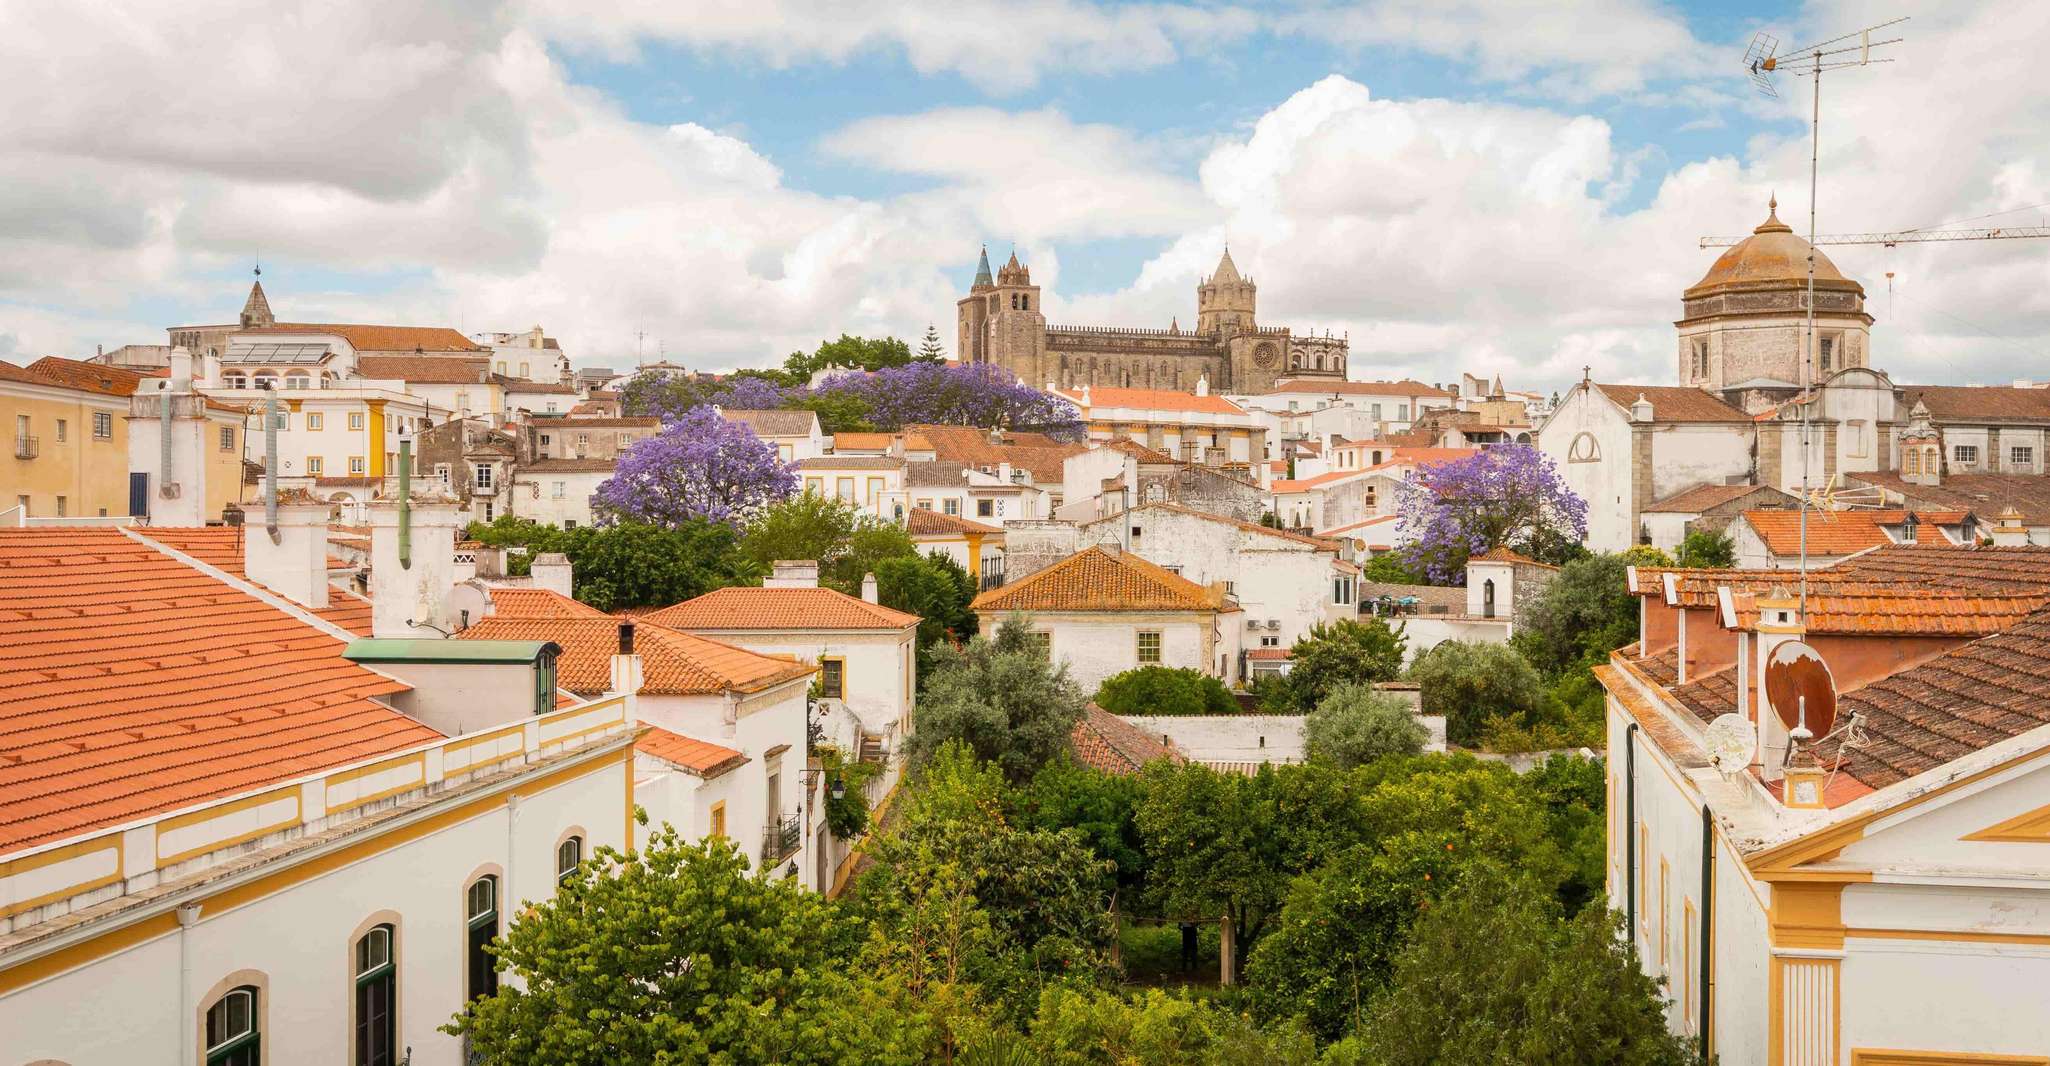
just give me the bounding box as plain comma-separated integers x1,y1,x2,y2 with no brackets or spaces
1265,619,1281,630
1245,618,1261,630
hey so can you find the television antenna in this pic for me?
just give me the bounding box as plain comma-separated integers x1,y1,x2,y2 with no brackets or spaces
1740,16,1906,617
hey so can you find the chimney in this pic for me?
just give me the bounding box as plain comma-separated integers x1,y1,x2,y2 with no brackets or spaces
1993,506,2030,547
610,622,644,695
1195,374,1209,397
474,545,507,579
367,495,463,638
530,552,573,596
767,560,820,588
168,346,193,392
1630,394,1654,423
244,498,331,609
1749,585,1804,784
861,572,879,603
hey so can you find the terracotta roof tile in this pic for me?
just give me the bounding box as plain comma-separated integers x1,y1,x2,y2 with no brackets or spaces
1059,386,1246,416
1594,383,1751,423
1898,385,2050,423
640,586,919,631
456,616,812,696
636,726,749,777
831,432,896,450
354,356,493,384
1738,509,1970,557
1103,439,1178,464
1724,588,2048,636
131,527,377,637
722,409,818,436
794,456,903,471
972,546,1226,613
23,356,146,396
1847,472,2050,527
906,508,1003,536
1070,705,1186,775
489,587,607,618
1471,545,1557,569
0,528,431,854
905,424,1088,482
1269,377,1454,398
242,324,484,352
1642,483,1793,514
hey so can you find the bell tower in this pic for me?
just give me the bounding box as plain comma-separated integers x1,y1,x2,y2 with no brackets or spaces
1196,247,1256,335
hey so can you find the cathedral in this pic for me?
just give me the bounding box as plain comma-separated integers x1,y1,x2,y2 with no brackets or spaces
957,247,1347,395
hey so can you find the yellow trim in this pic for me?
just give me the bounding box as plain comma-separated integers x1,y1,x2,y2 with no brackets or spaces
1851,1052,2049,1065
442,722,527,774
1659,856,1671,969
709,801,727,838
156,786,303,866
1770,880,1849,950
285,399,304,413
1961,798,2050,843
325,752,427,815
817,656,846,700
1848,927,2050,947
1683,897,1698,1032
1768,955,1840,1066
366,399,387,477
964,532,985,579
0,747,629,996
624,744,637,852
0,836,125,919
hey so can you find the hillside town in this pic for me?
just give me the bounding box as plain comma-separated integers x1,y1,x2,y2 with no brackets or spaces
7,4,2050,1065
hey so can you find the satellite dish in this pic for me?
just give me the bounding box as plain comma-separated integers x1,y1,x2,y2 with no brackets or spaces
1704,713,1758,776
1764,640,1837,745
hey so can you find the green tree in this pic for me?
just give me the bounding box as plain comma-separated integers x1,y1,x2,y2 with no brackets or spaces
1677,527,1736,568
1012,759,1150,901
739,492,858,572
1094,666,1238,716
1303,682,1427,769
1407,639,1546,748
1359,552,1427,585
876,551,978,650
787,388,878,435
1520,753,1609,913
445,828,929,1065
1358,866,1696,1065
786,334,917,381
993,986,1317,1066
1133,762,1293,979
905,616,1090,783
827,519,918,594
466,517,760,611
917,325,947,362
1243,757,1568,1038
1621,544,1673,568
1511,552,1640,677
1263,619,1408,713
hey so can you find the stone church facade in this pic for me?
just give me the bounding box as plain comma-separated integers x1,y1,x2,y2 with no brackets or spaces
958,247,1347,395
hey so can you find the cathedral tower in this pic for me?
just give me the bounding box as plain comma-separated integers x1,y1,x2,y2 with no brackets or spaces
240,269,275,330
1196,248,1256,334
957,248,1045,382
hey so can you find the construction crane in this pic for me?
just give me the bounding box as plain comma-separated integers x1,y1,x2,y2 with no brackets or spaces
1702,224,2050,248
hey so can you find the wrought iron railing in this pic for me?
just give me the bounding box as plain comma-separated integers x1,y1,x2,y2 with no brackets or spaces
13,435,37,459
761,813,802,864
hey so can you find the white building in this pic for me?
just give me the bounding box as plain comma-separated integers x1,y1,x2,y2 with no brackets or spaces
470,325,572,384
907,507,1006,586
1361,547,1557,664
0,518,634,1066
509,458,614,529
1607,544,2050,1063
722,409,826,463
1054,383,1268,484
971,544,1242,694
1538,382,1755,552
1231,377,1456,446
1075,502,1356,662
794,456,905,518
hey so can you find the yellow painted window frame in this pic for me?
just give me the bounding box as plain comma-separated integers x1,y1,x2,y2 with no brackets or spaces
308,456,324,475
818,656,846,700
709,801,727,838
1136,630,1162,664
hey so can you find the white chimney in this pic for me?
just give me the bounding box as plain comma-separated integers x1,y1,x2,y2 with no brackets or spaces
244,500,331,609
1630,394,1654,423
1993,507,2030,547
530,552,573,596
168,346,193,392
199,350,222,388
128,388,211,527
1195,374,1209,397
610,621,644,695
367,496,464,638
861,572,879,604
767,560,819,588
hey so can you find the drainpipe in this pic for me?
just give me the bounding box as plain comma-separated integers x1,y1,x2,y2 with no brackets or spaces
398,435,412,570
505,792,520,928
1699,803,1715,1062
159,386,174,507
1625,723,1639,940
264,389,280,543
177,904,203,1062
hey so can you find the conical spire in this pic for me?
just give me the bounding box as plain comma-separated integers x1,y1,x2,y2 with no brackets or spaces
972,246,993,289
1004,250,1021,270
1211,245,1243,285
240,267,275,329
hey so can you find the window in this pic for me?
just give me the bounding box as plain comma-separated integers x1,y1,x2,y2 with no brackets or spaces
474,463,494,489
977,499,995,518
93,411,112,439
2013,445,2035,468
348,412,365,431
435,463,451,487
1224,580,1237,596
551,481,566,499
1566,432,1601,463
205,986,260,1066
1845,419,1869,458
285,372,310,390
1397,403,1410,421
354,925,396,1066
308,413,323,431
805,477,824,495
557,837,582,884
308,457,324,475
1904,448,1921,475
54,418,66,443
349,456,366,475
1371,403,1383,420
818,657,845,700
1818,335,1835,373
943,498,960,516
836,477,855,502
495,361,507,374
1136,631,1162,664
1683,899,1697,1030
1026,631,1051,658
1332,577,1353,605
1658,858,1670,970
456,391,470,412
866,476,884,509
467,877,499,1002
1954,444,1980,465
519,361,530,378
482,501,495,522
1260,635,1280,647
564,519,577,530
54,496,65,517
710,801,727,837
220,426,236,451
539,433,552,447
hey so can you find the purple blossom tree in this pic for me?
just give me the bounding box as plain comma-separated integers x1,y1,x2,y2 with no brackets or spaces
593,406,797,527
1394,445,1588,585
717,375,791,410
812,362,1082,436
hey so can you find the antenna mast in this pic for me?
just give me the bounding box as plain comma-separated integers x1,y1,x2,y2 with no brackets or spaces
1742,16,1905,616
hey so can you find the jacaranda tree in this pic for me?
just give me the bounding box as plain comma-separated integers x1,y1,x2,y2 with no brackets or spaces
1394,445,1588,584
814,362,1083,436
594,405,796,527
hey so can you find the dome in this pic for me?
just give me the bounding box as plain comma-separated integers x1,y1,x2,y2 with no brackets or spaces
1685,197,1862,299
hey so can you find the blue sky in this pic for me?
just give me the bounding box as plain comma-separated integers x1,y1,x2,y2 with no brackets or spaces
2,1,2044,391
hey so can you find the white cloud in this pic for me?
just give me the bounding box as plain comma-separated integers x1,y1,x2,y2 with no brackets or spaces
528,0,1257,93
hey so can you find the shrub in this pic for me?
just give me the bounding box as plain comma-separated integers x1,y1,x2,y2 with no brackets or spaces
1095,666,1237,716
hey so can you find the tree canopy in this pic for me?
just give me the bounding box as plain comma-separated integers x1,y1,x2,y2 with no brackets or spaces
875,551,979,650
462,516,759,611
1303,682,1428,769
1510,552,1640,678
904,616,1090,783
1677,527,1736,568
1262,619,1407,713
594,406,796,527
1094,665,1238,716
1408,639,1546,748
1394,446,1588,584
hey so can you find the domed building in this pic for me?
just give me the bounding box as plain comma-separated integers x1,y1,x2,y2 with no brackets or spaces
1677,197,1873,414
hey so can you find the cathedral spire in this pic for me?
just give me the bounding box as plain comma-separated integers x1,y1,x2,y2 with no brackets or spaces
972,245,993,290
1210,246,1243,286
240,265,275,329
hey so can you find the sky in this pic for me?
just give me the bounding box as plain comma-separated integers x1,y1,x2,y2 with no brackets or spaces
2,0,2047,395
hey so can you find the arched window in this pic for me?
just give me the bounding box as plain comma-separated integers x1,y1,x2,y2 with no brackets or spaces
557,836,583,885
283,372,311,390
1567,432,1601,463
467,875,499,1002
224,373,248,390
1482,579,1497,619
353,926,396,1066
251,372,278,391
205,986,260,1066
1903,447,1920,475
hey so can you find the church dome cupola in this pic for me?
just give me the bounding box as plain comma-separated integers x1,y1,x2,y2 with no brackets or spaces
1685,196,1861,301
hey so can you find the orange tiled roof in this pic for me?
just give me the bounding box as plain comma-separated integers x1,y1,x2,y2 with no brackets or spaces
831,431,896,450
456,616,814,696
1736,509,1959,557
636,725,749,777
641,586,920,631
1059,386,1245,416
1270,377,1454,398
132,527,377,637
1724,588,2048,636
905,424,1086,482
24,356,147,396
1470,545,1558,569
906,508,1003,536
1070,705,1185,775
0,528,431,854
242,324,485,352
1103,439,1179,464
355,356,493,384
1594,383,1751,423
489,587,607,618
972,546,1226,613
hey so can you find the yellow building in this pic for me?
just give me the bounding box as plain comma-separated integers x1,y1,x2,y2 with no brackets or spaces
0,359,134,518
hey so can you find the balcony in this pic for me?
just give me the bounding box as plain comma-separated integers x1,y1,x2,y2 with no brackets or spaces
13,435,37,459
761,812,802,864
